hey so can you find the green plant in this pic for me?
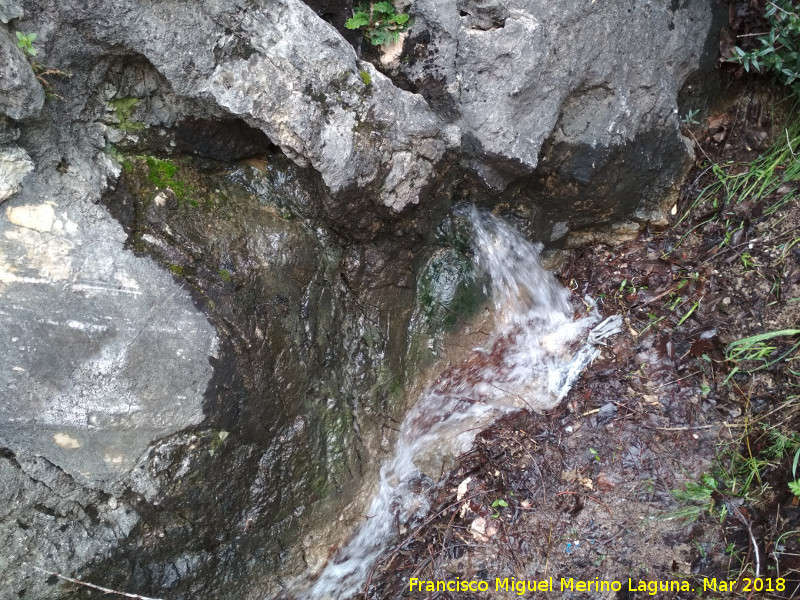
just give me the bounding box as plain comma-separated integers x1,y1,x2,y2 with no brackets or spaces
491,498,508,519
146,156,197,205
673,114,800,249
669,474,719,522
729,0,800,94
359,70,372,86
681,108,701,126
724,328,800,383
15,31,37,57
345,1,412,46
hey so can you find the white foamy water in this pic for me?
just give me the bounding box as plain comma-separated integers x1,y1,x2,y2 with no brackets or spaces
302,207,620,599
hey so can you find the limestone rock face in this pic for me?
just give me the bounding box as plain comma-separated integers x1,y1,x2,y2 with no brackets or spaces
68,0,449,213
0,0,724,597
0,0,24,23
0,27,44,120
0,146,33,201
391,0,720,238
403,0,711,185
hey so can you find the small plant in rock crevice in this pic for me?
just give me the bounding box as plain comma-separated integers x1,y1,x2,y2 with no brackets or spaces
15,31,37,57
345,1,412,46
14,30,73,99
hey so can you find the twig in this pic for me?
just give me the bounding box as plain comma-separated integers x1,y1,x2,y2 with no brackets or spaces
768,0,798,18
788,128,798,158
720,494,761,579
646,422,747,431
655,371,703,389
22,563,164,600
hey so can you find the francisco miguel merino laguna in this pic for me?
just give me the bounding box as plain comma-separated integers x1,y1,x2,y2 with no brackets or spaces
409,576,693,595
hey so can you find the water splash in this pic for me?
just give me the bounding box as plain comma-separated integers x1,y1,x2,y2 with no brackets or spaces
303,207,620,599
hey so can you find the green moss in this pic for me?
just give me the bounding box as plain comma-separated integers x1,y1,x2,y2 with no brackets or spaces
209,430,229,455
218,268,232,282
146,156,194,204
417,249,484,331
169,264,184,276
359,70,372,86
109,97,144,132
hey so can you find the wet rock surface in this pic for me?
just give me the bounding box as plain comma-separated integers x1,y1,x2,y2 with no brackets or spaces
0,0,729,597
368,89,800,599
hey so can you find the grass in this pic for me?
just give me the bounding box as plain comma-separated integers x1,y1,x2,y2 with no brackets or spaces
664,101,800,586
672,112,800,255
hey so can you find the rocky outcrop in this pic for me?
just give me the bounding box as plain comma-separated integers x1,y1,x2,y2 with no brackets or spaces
52,0,451,213
390,0,722,239
0,0,725,597
0,27,43,120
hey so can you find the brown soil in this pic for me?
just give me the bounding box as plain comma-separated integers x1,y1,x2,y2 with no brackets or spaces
364,87,800,600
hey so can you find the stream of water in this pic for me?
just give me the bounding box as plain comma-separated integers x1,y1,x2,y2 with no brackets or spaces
303,207,621,599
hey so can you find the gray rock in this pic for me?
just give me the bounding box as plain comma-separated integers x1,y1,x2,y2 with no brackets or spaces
0,137,217,486
0,449,139,600
0,117,218,595
0,145,33,202
398,0,718,230
0,26,44,120
0,0,724,596
0,0,23,23
74,0,448,212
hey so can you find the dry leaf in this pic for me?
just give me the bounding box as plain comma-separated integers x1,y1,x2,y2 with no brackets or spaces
456,476,472,501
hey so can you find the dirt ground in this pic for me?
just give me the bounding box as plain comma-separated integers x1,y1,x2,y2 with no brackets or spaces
362,80,800,600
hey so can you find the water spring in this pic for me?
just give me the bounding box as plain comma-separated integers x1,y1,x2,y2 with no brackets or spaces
303,207,621,599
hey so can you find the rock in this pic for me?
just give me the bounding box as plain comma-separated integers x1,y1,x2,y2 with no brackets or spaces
0,146,33,202
397,0,723,236
72,0,448,213
0,121,218,597
596,471,620,492
0,26,44,120
0,0,23,24
596,402,618,425
0,0,726,596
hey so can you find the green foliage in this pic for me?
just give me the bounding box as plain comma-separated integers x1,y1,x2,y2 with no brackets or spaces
359,70,372,86
724,328,800,383
789,479,800,496
669,474,719,522
681,108,700,126
673,112,800,248
15,31,37,57
730,0,800,94
345,2,412,46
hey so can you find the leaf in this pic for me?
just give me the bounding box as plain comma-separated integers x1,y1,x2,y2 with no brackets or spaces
491,499,508,508
793,448,800,479
16,31,23,40
28,33,36,42
393,13,409,24
789,480,800,497
372,1,394,13
345,12,369,29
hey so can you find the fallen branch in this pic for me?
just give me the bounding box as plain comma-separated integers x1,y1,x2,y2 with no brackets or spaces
22,562,164,600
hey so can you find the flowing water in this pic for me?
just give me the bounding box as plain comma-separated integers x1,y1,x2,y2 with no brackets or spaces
303,207,621,599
